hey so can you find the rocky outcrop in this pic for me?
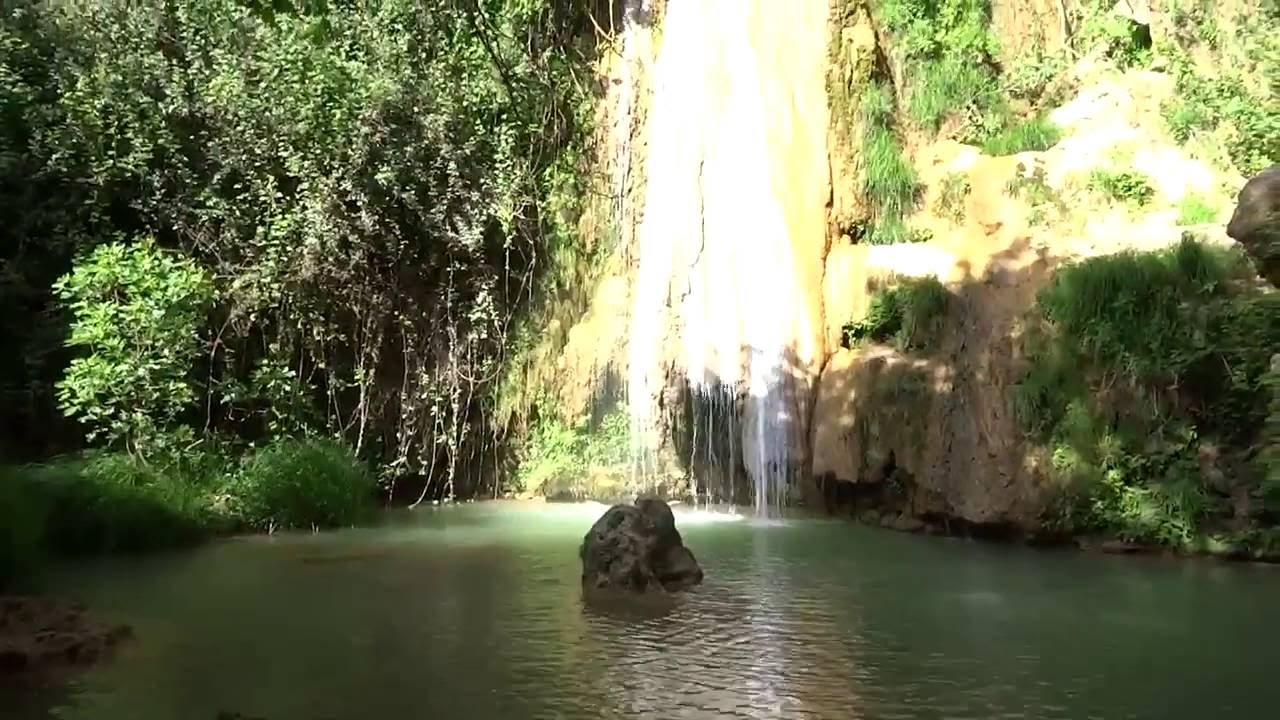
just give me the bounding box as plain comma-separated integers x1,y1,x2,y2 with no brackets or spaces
1227,166,1280,286
0,596,131,677
579,497,703,594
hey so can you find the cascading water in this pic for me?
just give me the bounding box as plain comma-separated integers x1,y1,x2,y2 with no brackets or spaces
624,1,831,516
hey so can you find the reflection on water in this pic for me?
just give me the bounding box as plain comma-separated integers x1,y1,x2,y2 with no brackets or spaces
9,501,1280,719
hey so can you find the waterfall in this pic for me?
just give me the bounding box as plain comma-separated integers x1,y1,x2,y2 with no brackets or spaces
625,0,830,516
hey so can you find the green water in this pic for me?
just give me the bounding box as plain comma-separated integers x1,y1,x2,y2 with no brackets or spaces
8,501,1280,719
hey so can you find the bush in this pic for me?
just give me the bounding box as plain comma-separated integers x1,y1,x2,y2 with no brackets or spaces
981,115,1061,156
843,276,950,351
1177,194,1218,225
1090,168,1154,206
1016,237,1279,546
231,439,375,531
53,240,214,452
877,0,1000,131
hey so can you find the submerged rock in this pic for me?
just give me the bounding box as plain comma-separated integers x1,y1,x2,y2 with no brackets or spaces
579,496,703,595
1227,165,1280,286
0,596,131,679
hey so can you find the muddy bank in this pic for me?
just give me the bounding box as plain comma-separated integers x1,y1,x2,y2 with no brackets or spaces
0,596,131,679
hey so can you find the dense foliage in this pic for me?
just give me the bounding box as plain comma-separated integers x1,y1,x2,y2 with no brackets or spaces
515,407,629,497
0,1,605,500
1016,238,1280,552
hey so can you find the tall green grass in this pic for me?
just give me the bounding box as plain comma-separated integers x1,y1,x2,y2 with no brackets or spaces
0,468,47,589
981,115,1062,156
859,83,918,244
843,276,950,351
1016,237,1280,548
1,437,378,586
908,57,1000,131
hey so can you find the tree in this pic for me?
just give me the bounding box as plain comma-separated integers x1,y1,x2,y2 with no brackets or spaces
54,239,213,455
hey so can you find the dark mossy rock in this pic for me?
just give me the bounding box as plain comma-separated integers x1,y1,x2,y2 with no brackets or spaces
1227,165,1280,286
579,496,703,595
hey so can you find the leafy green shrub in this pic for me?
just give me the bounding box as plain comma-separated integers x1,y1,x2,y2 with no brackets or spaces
53,240,214,452
1177,194,1218,225
981,115,1061,156
1089,169,1155,206
1077,11,1153,69
909,57,1001,131
1003,48,1070,106
1017,237,1279,546
1162,66,1280,176
1158,9,1278,176
231,439,375,531
843,276,950,351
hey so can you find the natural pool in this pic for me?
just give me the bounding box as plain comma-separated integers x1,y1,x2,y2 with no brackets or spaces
7,501,1280,719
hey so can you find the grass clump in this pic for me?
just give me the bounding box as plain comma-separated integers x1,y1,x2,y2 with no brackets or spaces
858,83,919,244
1016,237,1280,548
1,452,223,576
0,437,379,586
1177,194,1218,225
843,276,950,351
981,115,1062,156
937,172,971,223
231,439,375,532
1089,168,1154,206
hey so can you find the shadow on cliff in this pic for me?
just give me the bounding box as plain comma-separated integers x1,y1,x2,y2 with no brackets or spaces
805,235,1067,539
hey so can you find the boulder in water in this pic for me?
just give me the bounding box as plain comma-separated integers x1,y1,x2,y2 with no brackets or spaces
0,596,131,679
579,496,703,594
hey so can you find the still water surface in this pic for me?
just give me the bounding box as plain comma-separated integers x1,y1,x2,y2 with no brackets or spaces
10,501,1280,719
